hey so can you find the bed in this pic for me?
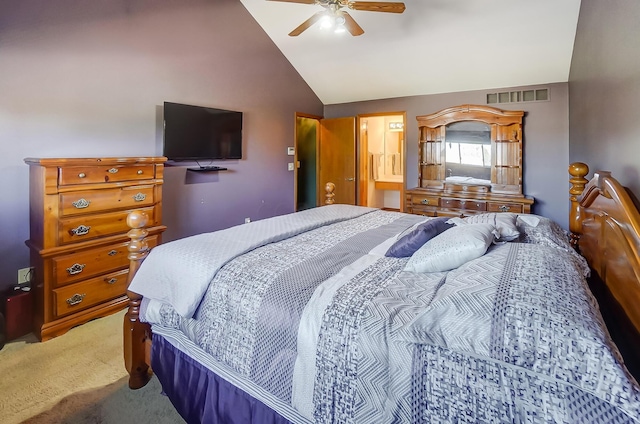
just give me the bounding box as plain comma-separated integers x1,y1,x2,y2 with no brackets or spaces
123,162,640,423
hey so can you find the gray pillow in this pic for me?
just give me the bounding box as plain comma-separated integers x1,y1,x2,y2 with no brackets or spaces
385,217,454,257
404,223,497,273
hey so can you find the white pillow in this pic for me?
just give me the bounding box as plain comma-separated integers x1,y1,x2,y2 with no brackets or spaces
404,223,497,273
517,214,541,228
448,213,520,241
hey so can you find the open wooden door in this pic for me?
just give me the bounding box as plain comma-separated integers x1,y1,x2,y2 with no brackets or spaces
318,117,357,205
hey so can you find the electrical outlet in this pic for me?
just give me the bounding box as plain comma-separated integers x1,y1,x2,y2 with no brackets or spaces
17,267,34,284
244,217,251,224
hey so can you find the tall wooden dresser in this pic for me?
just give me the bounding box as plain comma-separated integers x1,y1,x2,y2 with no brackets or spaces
24,157,166,341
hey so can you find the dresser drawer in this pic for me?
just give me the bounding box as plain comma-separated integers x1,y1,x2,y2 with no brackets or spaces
444,183,490,194
408,207,437,217
53,269,129,318
58,206,156,244
59,164,156,185
487,202,524,213
435,210,467,218
410,194,440,207
52,235,159,286
441,198,487,212
60,185,155,216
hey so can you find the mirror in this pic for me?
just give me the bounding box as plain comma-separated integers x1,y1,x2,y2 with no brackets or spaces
367,116,404,182
416,104,524,195
444,121,491,185
384,122,403,178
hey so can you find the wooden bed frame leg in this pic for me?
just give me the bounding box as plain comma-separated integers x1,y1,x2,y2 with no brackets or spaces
325,182,335,205
569,162,589,248
124,211,152,389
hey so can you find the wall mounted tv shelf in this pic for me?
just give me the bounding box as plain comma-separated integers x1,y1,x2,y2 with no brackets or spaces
187,166,228,172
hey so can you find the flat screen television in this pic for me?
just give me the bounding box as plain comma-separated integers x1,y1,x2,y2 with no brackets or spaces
163,101,243,161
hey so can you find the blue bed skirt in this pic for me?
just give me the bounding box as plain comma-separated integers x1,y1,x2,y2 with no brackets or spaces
152,335,293,424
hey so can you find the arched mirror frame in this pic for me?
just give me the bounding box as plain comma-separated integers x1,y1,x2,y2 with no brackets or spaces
417,104,525,197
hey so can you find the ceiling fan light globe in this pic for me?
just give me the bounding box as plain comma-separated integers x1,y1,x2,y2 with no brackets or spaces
319,15,333,29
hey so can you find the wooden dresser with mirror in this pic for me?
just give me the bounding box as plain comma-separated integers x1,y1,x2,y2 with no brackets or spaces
405,104,534,217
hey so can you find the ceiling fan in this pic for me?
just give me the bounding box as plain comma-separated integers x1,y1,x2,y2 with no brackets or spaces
268,0,406,37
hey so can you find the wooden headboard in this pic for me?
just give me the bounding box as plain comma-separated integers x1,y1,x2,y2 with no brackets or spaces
569,162,640,378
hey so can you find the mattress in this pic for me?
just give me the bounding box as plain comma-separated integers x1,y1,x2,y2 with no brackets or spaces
132,206,640,423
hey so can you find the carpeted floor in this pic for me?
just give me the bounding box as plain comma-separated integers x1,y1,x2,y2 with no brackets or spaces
0,310,185,424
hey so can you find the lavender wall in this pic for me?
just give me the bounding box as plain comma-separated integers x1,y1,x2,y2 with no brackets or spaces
325,82,570,228
569,0,640,195
0,0,323,290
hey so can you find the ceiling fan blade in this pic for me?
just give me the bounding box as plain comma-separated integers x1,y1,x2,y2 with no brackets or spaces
288,11,324,36
267,0,317,4
349,1,406,13
341,11,364,36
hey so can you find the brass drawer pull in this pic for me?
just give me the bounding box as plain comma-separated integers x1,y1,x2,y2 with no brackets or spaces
78,172,86,178
499,205,511,212
70,225,91,236
421,199,430,205
72,198,90,209
137,170,143,175
108,168,119,174
105,277,118,284
107,250,118,256
66,263,86,275
132,193,147,202
66,293,86,306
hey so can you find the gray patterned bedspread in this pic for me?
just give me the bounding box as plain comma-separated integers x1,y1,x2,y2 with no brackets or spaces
140,207,640,423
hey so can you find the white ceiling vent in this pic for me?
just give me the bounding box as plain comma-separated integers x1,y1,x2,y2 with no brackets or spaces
487,88,549,105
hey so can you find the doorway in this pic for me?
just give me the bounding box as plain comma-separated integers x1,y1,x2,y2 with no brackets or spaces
357,113,406,211
295,114,320,211
294,113,356,210
294,112,404,211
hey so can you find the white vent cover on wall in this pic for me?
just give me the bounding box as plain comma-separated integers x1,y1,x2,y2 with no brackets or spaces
487,88,549,104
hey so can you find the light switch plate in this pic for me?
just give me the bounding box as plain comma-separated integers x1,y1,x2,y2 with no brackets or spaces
287,147,295,156
287,162,294,171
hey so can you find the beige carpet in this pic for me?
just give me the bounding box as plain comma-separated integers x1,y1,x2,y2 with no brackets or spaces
0,310,185,424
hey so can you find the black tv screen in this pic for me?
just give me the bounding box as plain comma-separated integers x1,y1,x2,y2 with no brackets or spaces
163,101,243,161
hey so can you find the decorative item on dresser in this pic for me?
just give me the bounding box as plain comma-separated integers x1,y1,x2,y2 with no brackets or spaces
405,104,534,217
24,157,166,341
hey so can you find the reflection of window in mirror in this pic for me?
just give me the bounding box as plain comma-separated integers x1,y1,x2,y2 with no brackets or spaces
446,143,491,167
445,121,491,183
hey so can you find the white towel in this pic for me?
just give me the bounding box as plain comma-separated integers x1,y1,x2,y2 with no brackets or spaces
392,153,401,175
371,153,382,180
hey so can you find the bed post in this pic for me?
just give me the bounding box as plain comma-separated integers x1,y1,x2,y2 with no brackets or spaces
568,162,589,248
124,211,153,389
325,182,336,205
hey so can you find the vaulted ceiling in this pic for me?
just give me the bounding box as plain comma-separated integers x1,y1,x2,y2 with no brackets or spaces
240,0,582,104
